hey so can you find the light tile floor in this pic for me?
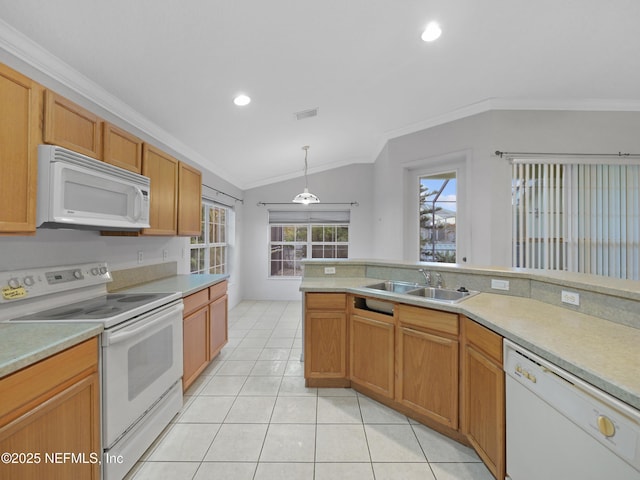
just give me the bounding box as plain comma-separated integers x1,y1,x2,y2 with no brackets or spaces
125,300,494,480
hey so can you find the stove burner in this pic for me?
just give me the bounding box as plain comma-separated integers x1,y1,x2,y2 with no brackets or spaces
84,306,123,316
116,294,157,303
44,308,85,318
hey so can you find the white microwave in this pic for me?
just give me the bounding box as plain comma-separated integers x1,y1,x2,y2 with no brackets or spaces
37,145,151,231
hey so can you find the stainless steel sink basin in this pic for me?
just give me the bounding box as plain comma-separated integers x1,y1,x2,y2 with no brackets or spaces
364,281,420,294
406,287,478,303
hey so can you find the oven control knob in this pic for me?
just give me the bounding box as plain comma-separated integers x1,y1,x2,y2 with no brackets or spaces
73,270,83,279
23,276,35,286
99,266,107,275
8,277,20,289
91,268,99,276
597,415,615,437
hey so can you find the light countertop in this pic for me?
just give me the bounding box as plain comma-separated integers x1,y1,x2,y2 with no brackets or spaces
0,323,103,378
300,276,640,410
119,274,229,297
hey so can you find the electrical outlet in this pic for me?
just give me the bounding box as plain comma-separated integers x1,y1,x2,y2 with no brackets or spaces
491,279,510,291
137,251,143,264
561,290,580,306
324,267,336,275
163,249,168,261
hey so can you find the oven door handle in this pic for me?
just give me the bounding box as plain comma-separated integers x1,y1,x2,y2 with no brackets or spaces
104,302,183,346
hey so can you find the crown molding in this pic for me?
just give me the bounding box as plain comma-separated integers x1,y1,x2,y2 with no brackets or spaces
0,19,240,187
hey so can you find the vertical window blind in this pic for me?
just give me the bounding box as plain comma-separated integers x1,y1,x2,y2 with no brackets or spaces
511,159,640,280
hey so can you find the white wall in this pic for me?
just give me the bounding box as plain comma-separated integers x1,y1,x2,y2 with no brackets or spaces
241,163,374,301
372,110,640,268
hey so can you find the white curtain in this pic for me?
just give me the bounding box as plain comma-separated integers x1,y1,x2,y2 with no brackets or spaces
511,159,639,280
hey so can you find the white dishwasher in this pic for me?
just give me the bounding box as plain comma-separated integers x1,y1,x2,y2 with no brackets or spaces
504,339,640,480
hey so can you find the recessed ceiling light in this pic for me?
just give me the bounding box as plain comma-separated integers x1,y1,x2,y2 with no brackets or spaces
421,21,442,42
233,94,251,106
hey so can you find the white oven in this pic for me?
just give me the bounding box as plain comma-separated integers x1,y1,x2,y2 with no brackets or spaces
1,263,184,480
101,298,183,479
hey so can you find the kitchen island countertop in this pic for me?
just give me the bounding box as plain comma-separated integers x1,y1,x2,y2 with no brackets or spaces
300,276,640,411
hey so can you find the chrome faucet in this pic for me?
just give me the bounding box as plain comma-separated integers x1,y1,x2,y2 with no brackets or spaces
418,269,431,286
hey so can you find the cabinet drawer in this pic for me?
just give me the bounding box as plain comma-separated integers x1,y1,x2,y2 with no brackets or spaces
183,289,209,316
306,293,346,311
463,316,502,364
398,304,458,336
0,337,98,425
209,281,228,301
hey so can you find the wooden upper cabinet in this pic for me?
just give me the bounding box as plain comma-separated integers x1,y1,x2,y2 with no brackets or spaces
0,63,43,234
142,144,178,235
103,122,142,173
43,90,102,159
177,161,202,236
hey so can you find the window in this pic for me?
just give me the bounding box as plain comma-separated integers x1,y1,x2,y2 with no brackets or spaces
511,159,639,280
190,202,230,274
419,173,457,263
268,210,350,277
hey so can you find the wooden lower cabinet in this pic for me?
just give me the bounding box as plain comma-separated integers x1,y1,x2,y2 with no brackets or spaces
0,338,100,480
396,305,459,429
349,310,394,398
304,293,349,386
208,284,228,360
461,316,505,480
182,304,209,390
182,281,228,391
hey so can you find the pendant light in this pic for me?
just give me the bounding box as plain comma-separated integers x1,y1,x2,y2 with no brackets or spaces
292,145,320,204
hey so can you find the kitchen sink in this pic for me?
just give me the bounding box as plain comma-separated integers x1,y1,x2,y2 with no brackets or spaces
364,281,420,294
405,287,478,303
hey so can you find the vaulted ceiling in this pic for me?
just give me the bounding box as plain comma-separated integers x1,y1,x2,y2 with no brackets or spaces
1,0,639,189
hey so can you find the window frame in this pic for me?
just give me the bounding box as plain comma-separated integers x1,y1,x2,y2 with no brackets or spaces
190,201,230,275
269,222,350,278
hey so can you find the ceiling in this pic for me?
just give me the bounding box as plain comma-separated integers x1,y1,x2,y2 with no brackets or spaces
1,0,640,189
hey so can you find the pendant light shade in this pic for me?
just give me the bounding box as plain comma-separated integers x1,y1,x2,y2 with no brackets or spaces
293,146,320,204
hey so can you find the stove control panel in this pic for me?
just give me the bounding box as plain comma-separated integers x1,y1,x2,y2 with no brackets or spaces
0,262,112,303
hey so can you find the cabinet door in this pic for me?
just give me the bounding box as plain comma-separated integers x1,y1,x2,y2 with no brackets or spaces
0,63,42,234
142,144,178,235
461,317,505,480
396,326,459,428
304,311,348,381
103,122,142,173
462,345,504,480
183,306,209,391
209,294,228,360
177,161,202,236
43,90,102,159
0,373,100,480
350,314,395,398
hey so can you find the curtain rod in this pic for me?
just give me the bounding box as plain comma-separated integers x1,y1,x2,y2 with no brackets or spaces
495,150,640,159
257,202,359,207
202,184,244,203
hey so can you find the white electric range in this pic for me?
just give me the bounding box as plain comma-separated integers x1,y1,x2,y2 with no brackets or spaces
1,262,184,480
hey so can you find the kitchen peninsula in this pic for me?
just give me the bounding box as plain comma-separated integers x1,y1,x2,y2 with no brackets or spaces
300,259,640,479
